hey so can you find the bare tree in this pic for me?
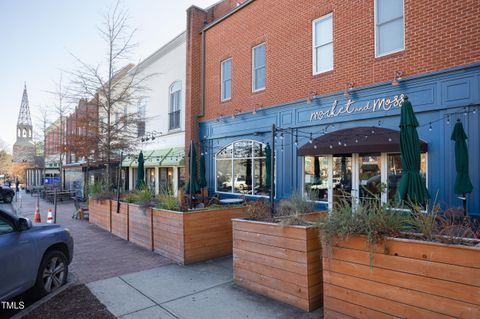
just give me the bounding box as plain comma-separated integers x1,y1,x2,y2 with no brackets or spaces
0,139,12,181
34,105,51,158
45,74,72,189
69,1,153,190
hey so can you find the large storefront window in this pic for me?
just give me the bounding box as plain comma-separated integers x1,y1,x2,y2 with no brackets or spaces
359,154,382,202
387,153,427,202
303,152,428,208
304,156,328,203
333,155,353,206
216,140,270,196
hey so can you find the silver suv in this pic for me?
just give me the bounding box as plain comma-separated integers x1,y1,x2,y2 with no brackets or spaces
0,209,74,301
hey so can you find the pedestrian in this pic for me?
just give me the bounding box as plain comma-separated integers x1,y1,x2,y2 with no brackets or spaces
15,179,20,193
7,180,11,188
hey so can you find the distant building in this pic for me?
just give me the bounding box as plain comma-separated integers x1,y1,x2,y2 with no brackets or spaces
64,98,99,197
12,84,36,183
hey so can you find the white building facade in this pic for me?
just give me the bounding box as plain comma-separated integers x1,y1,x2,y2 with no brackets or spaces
123,32,186,195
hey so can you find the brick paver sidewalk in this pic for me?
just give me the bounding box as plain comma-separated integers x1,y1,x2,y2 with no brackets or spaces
13,191,171,283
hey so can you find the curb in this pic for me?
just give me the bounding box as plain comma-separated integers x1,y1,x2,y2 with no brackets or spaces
10,273,78,319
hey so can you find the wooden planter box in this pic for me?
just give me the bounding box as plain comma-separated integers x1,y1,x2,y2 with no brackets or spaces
89,200,248,264
153,206,249,264
232,218,323,312
111,201,128,240
323,235,480,319
128,204,154,251
88,199,111,232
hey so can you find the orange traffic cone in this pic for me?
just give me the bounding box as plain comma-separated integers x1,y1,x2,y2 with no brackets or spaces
34,207,41,223
47,208,54,224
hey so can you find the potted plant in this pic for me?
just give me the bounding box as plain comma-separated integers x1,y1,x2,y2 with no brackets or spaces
318,196,480,319
232,194,325,312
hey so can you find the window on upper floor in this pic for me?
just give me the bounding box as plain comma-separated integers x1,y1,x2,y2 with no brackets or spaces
169,81,181,130
137,98,146,137
375,0,404,57
313,13,333,75
252,43,266,92
221,58,232,101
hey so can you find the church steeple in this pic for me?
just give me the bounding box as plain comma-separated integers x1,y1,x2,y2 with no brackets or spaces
16,83,33,140
13,83,35,165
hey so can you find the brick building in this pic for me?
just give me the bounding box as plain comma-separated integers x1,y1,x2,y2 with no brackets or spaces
186,0,480,214
64,98,99,197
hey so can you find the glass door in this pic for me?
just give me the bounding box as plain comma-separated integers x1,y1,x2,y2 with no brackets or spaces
358,154,382,203
332,155,353,206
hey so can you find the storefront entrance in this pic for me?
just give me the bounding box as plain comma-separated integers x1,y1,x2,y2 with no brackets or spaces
299,127,428,209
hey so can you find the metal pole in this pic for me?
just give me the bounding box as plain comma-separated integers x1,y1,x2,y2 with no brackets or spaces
270,124,276,215
117,152,123,214
54,188,57,224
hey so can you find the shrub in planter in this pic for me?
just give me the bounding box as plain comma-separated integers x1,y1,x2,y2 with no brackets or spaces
233,196,325,312
318,196,480,319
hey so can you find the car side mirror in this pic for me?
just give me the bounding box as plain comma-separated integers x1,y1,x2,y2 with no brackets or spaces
18,217,32,231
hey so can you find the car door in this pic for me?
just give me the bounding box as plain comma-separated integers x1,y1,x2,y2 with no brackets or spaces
0,216,35,300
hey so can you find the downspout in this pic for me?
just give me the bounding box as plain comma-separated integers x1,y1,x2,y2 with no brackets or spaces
198,30,206,118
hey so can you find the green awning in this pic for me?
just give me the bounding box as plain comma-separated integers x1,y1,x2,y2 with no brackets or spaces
122,147,185,167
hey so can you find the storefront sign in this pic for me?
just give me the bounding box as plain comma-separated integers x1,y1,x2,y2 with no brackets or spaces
310,94,405,122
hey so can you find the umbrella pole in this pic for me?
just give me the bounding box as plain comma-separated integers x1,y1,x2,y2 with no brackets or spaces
463,193,467,217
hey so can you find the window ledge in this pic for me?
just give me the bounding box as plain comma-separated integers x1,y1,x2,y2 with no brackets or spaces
312,69,334,78
375,49,405,61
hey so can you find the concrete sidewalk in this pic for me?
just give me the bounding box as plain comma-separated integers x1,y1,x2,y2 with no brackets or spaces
88,257,323,319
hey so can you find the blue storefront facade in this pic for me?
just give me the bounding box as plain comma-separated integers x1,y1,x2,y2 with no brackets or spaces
199,63,480,216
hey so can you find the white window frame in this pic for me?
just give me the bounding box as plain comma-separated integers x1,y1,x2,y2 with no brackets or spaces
374,0,405,58
312,13,334,75
214,140,273,198
169,81,182,131
221,58,232,102
252,43,266,92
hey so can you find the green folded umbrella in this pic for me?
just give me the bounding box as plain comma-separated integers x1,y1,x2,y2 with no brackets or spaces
451,121,473,210
135,151,145,190
398,98,430,205
199,151,207,189
186,142,201,195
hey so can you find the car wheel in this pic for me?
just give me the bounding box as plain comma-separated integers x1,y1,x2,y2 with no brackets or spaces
4,194,12,203
34,250,68,297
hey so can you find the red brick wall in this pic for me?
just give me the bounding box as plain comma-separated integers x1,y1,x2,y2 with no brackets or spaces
197,0,480,121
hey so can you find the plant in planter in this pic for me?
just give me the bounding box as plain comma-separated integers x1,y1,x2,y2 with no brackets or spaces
89,180,114,201
232,195,325,312
156,187,181,211
318,194,480,319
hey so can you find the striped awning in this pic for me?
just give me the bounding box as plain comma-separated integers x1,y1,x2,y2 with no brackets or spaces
122,147,185,167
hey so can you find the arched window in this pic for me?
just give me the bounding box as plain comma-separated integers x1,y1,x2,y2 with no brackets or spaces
169,81,181,130
215,140,271,196
18,128,21,137
23,128,27,137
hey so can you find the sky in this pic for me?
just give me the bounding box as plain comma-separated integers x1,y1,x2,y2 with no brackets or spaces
0,0,219,150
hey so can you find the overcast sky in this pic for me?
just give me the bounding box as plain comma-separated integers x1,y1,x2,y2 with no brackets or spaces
0,0,218,149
